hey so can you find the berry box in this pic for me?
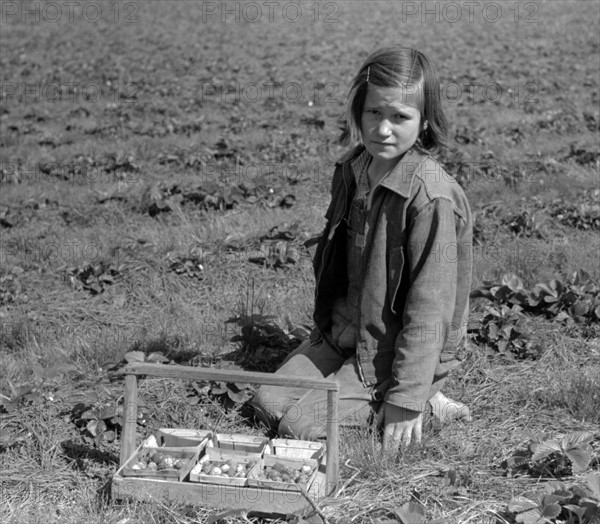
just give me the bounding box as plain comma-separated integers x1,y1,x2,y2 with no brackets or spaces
267,438,325,460
209,433,269,456
189,447,261,486
119,446,200,482
246,455,320,493
143,428,212,449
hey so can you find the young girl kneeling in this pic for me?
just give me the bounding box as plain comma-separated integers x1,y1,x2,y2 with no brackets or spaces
251,46,473,451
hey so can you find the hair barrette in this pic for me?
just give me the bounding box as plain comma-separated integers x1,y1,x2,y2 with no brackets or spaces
366,66,370,83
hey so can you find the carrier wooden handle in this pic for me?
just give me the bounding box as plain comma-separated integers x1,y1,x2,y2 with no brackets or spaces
118,363,340,493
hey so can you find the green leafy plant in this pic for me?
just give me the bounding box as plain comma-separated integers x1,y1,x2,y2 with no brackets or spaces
472,271,600,325
259,222,303,242
0,363,78,412
140,179,296,216
167,252,205,279
502,432,596,478
542,188,600,231
70,400,148,447
473,304,542,359
371,502,427,524
530,432,595,476
0,267,25,305
70,351,162,447
508,473,600,524
248,240,300,269
102,350,170,373
562,145,600,168
185,380,255,412
62,262,123,295
502,210,545,239
228,311,310,372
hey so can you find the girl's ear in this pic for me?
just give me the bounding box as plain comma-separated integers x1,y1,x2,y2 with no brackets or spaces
415,120,430,153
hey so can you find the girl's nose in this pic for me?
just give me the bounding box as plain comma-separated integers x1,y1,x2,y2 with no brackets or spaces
377,120,392,136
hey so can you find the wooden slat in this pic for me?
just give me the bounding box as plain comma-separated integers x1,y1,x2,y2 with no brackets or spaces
112,468,329,512
325,389,338,494
120,374,138,466
118,362,339,391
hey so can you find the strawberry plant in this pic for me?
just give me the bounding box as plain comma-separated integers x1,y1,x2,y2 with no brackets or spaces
228,311,310,372
508,473,600,524
502,210,545,239
372,500,430,524
70,351,159,446
502,432,596,478
472,271,600,325
36,152,139,182
472,304,542,359
562,144,600,167
167,252,205,279
470,201,504,246
530,432,595,476
140,179,296,216
547,189,600,231
101,349,170,373
62,262,123,295
0,269,25,305
185,380,255,412
0,363,78,412
71,400,149,447
248,241,300,269
259,222,303,242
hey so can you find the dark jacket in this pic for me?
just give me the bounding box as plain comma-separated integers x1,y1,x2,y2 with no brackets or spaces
312,145,473,411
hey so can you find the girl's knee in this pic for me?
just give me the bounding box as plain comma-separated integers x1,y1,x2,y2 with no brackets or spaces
250,386,282,428
278,416,325,441
277,400,326,440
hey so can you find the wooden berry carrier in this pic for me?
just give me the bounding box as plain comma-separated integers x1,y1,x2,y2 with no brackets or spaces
111,363,339,515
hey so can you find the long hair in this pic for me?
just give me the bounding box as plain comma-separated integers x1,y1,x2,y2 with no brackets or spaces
339,46,448,155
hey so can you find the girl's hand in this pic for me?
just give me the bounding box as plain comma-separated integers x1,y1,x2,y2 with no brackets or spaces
382,403,423,451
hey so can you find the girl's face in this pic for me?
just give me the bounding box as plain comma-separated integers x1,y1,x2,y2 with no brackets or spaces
361,84,422,168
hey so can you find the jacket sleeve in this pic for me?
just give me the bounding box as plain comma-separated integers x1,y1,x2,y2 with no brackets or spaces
384,196,459,412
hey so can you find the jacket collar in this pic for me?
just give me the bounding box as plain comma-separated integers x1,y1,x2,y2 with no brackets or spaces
335,145,365,166
336,146,428,198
